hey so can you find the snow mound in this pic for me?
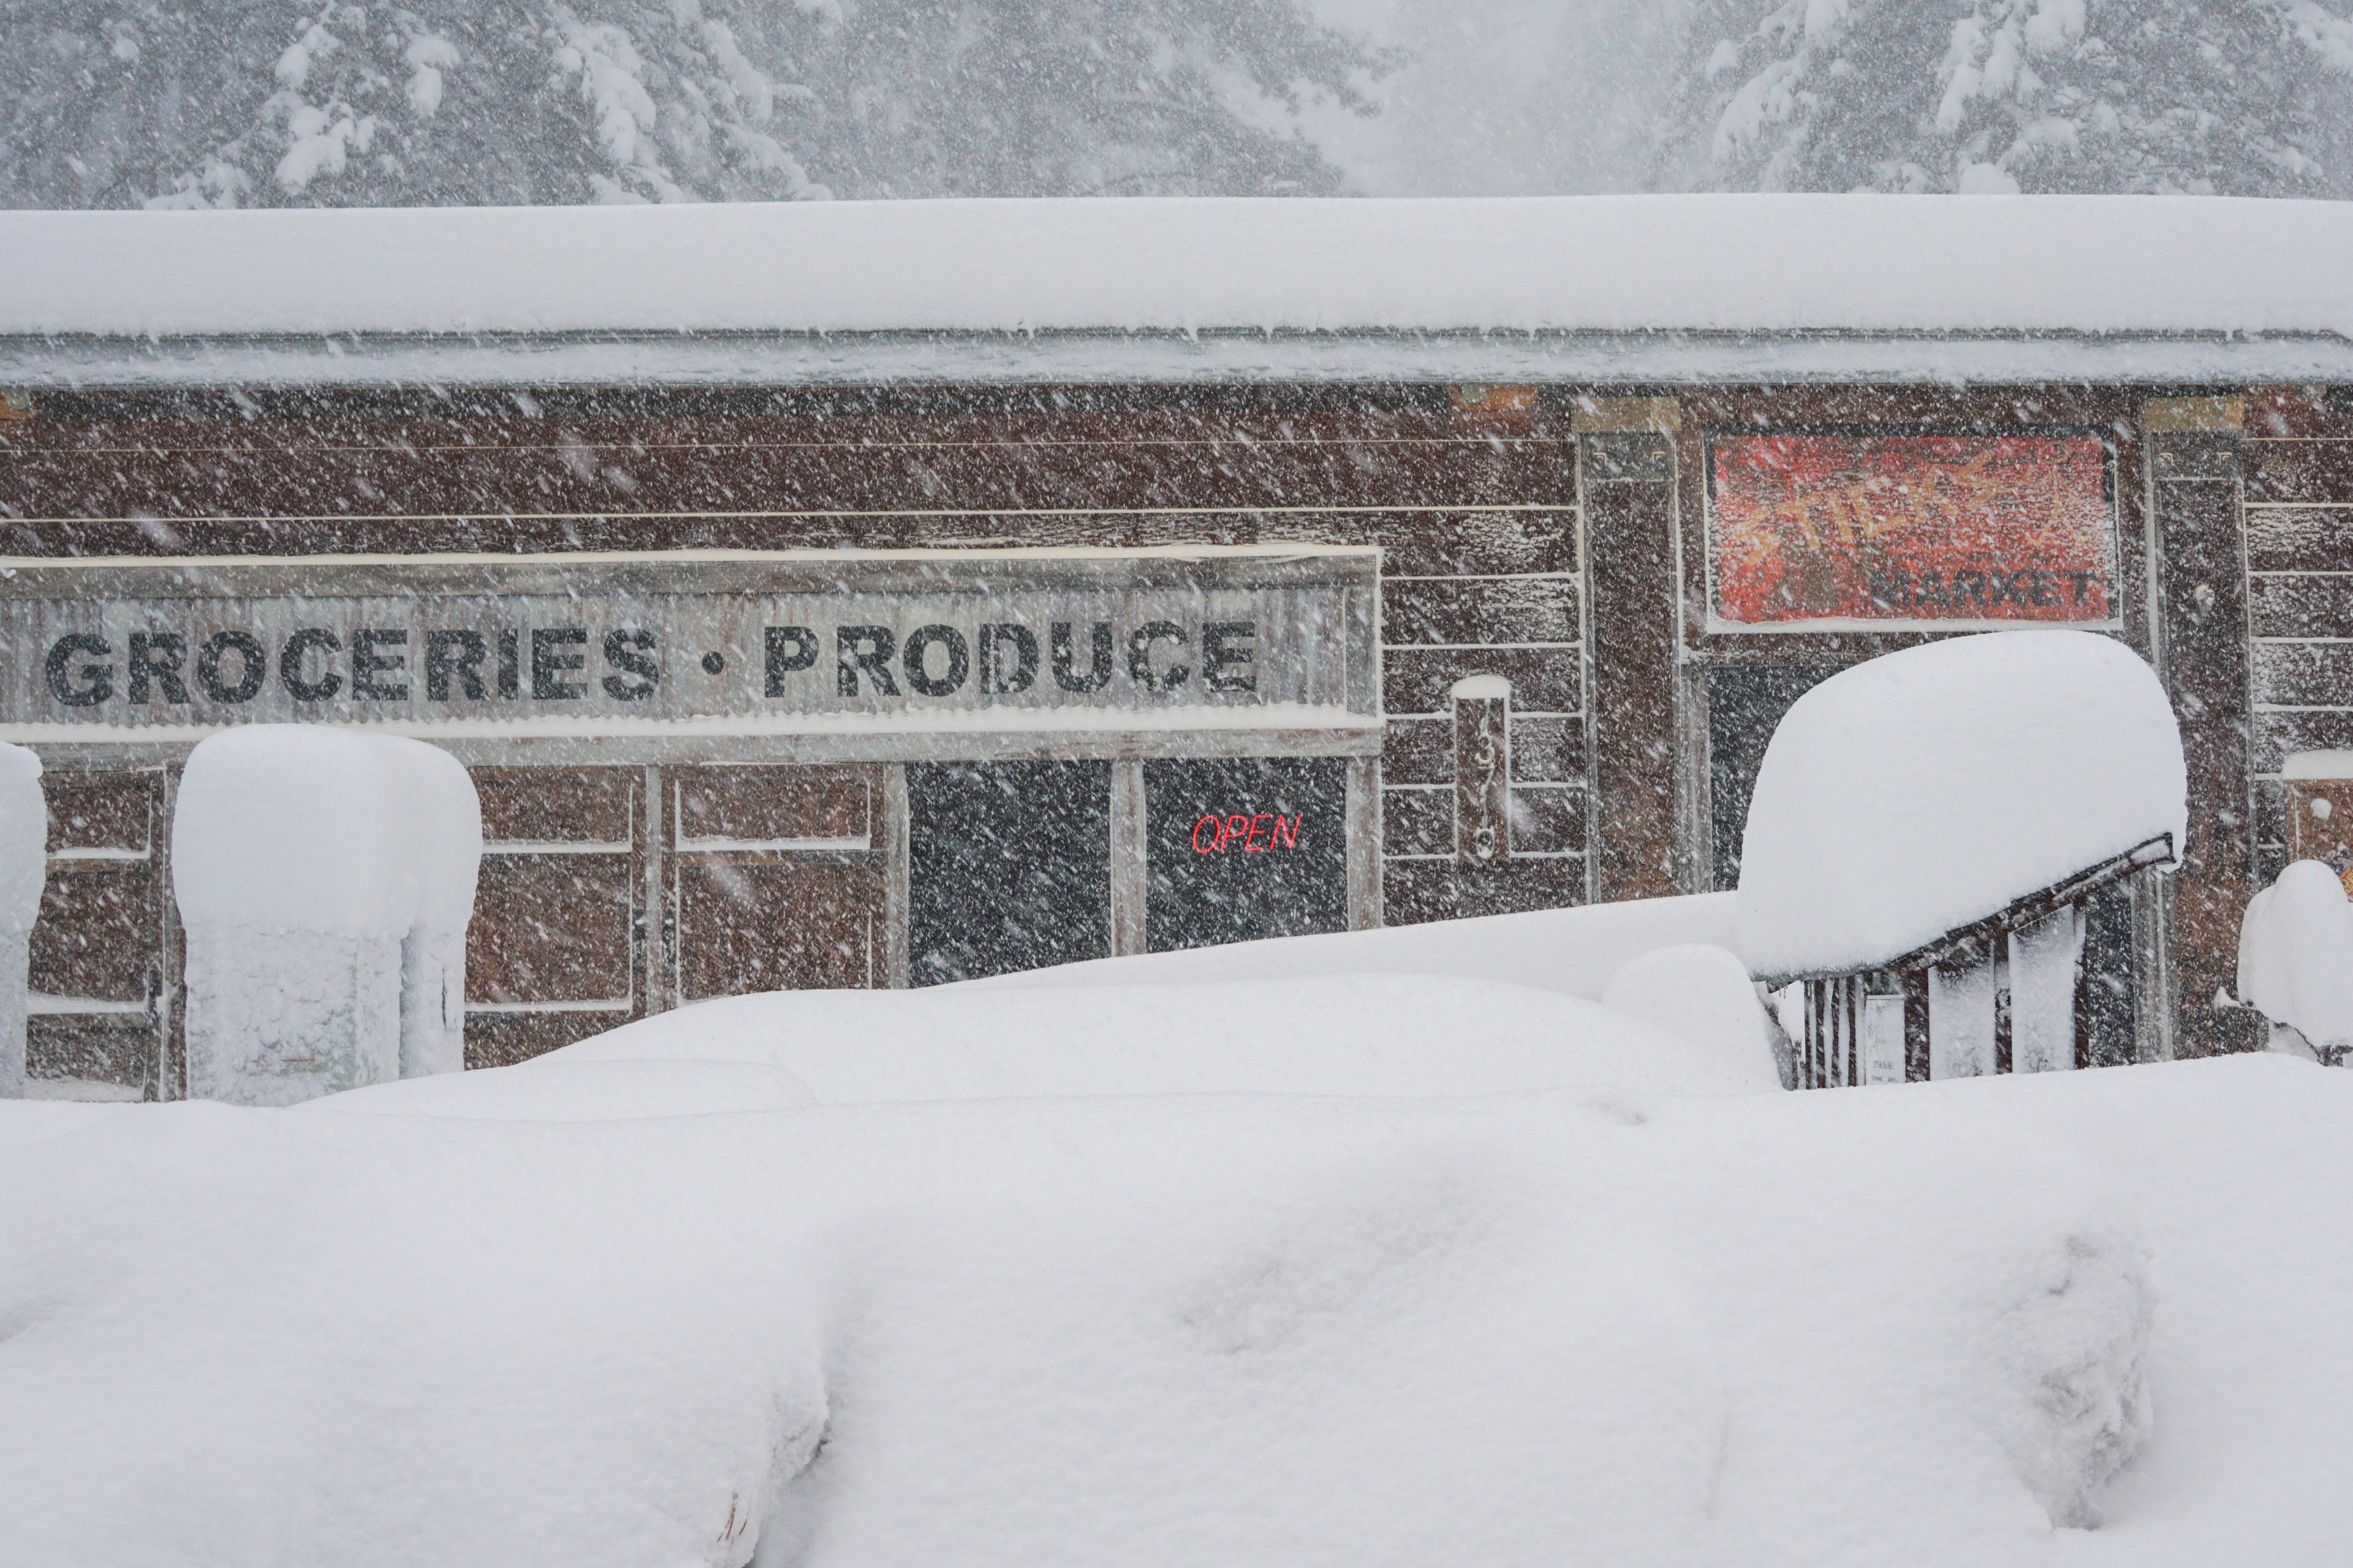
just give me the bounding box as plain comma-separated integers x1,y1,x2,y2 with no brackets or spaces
175,727,436,936
309,1058,819,1121
966,890,1743,1002
548,972,1767,1101
1601,944,1785,1091
53,1048,2353,1565
2237,860,2353,1058
1740,632,2184,979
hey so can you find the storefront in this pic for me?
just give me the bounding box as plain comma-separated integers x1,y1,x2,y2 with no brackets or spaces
2,197,2347,1096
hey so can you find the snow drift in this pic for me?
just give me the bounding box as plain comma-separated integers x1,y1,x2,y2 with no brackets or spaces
40,993,2353,1565
547,971,1785,1100
0,743,42,1097
1739,632,2184,980
969,888,1743,1001
173,727,480,1106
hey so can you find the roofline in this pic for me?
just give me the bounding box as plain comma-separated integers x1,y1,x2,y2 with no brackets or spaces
3,326,2349,392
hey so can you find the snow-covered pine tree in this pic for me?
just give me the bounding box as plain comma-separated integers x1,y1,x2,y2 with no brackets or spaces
1673,0,2353,195
807,0,1390,196
0,1,833,208
0,0,1384,208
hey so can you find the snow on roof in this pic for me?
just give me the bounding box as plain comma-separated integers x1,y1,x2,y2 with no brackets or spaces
1,195,2351,387
1738,631,2186,982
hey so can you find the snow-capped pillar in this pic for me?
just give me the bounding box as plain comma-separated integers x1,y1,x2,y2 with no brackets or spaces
174,727,444,1107
2147,397,2262,1058
0,745,45,1097
1451,676,1511,865
1576,397,1681,904
395,743,482,1080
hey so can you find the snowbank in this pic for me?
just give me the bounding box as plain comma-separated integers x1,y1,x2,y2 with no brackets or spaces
0,744,41,1098
320,1058,818,1121
1740,632,2184,980
173,727,480,1106
966,890,1743,1002
1,195,2350,342
549,971,1781,1100
1602,944,1787,1090
2237,861,2353,1060
10,1048,2351,1566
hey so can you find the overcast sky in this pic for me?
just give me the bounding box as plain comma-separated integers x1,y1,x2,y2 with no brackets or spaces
1300,0,1695,195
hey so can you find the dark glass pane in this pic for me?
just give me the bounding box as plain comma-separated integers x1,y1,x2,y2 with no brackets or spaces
1708,665,1839,891
1145,757,1347,952
907,761,1110,986
2078,881,2140,1068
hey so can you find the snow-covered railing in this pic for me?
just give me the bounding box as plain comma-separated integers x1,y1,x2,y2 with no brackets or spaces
1737,631,2187,1089
1778,836,2175,1090
1756,834,2177,988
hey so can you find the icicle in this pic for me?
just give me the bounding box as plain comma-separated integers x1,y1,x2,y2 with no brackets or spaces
1928,947,1997,1078
1862,991,1905,1085
2009,906,2085,1074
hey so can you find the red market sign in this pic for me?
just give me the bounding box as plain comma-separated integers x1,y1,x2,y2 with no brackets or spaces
1709,434,2115,627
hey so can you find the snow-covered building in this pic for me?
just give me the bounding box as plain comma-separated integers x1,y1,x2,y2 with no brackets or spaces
0,193,2339,1096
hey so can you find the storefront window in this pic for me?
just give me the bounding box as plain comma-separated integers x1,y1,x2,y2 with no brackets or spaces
1145,758,1346,952
907,761,1112,986
1708,666,1836,892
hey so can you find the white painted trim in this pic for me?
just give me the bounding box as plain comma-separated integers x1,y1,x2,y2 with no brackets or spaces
28,994,145,1015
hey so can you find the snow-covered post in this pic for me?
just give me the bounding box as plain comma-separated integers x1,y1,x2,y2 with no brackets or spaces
175,727,480,1106
396,743,482,1080
2235,860,2353,1063
0,745,45,1097
1451,675,1512,865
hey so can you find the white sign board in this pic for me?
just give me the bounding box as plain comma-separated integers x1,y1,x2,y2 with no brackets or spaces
0,550,1381,759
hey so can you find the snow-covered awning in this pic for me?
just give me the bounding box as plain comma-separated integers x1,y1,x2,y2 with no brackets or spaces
2,194,2351,389
1737,631,2188,983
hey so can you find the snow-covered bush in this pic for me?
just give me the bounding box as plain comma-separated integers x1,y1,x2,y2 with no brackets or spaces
1739,630,2184,980
174,727,479,1106
2237,860,2353,1063
0,744,44,1097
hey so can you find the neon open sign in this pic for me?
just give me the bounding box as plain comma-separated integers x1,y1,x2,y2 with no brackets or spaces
1191,813,1305,853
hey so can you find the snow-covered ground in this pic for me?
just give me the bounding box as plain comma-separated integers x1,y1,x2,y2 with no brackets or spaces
2,957,2349,1566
